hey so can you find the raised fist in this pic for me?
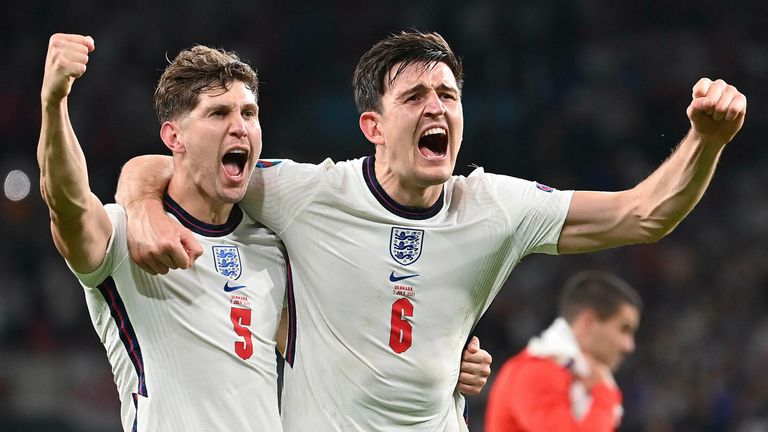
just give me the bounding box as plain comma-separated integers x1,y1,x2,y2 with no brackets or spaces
41,33,95,105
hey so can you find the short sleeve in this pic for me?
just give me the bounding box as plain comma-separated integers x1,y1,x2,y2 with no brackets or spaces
68,204,130,288
483,173,573,256
240,159,331,234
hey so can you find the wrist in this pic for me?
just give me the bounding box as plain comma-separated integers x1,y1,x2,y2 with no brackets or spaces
687,128,728,152
41,96,67,114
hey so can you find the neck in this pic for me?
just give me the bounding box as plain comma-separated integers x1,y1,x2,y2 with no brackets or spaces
568,316,592,356
167,176,233,225
373,159,442,208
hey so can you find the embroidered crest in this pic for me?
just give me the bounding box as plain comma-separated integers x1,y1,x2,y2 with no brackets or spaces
212,246,242,280
390,227,424,266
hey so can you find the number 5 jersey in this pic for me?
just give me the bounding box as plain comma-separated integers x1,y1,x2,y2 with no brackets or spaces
69,194,287,432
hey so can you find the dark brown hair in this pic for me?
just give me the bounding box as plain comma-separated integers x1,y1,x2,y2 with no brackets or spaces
559,271,643,322
352,31,463,113
154,45,258,123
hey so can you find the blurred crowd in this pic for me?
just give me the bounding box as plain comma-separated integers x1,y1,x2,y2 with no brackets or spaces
1,1,766,431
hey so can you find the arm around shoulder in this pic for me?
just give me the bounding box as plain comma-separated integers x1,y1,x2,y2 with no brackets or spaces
115,154,202,275
114,154,174,207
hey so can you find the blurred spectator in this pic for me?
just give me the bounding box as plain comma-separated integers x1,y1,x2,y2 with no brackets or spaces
486,271,641,431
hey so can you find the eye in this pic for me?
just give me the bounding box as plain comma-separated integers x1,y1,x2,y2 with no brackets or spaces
211,110,227,117
405,94,421,102
242,109,257,118
440,92,457,101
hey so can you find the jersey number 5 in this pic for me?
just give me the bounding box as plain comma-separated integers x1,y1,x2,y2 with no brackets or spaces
389,298,413,354
230,307,253,360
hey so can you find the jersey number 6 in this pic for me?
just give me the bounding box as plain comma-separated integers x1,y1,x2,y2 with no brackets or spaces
389,298,413,354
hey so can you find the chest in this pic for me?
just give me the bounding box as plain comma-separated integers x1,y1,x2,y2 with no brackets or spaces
283,203,515,312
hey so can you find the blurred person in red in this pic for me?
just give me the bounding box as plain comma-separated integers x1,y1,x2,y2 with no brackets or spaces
485,271,641,431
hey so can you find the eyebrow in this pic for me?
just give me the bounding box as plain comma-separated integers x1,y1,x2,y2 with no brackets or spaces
396,83,459,100
205,102,259,112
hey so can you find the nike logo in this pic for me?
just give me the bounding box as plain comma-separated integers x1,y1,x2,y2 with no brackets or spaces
224,281,247,292
389,271,419,282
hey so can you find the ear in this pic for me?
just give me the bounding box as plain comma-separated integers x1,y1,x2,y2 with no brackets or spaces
359,111,385,145
576,308,599,331
160,121,185,154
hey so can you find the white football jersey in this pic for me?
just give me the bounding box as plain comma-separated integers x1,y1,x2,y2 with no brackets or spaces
241,156,572,431
71,195,287,432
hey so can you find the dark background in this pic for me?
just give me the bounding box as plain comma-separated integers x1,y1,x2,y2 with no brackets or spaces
1,1,767,431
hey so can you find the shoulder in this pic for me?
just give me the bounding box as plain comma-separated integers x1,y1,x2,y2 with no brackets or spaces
457,168,572,212
449,166,531,191
69,203,129,286
445,168,543,207
254,157,353,173
251,157,362,186
505,350,571,384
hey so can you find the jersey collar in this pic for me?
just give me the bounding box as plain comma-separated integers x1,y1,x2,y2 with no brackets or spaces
162,191,243,237
362,155,444,220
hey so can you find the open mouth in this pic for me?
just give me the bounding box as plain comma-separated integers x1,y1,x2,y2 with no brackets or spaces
418,127,448,159
222,150,248,178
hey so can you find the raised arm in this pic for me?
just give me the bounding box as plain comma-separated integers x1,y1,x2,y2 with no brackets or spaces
115,154,202,274
559,78,746,254
37,33,112,273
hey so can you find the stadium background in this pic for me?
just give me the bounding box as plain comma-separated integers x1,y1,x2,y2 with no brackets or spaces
1,1,767,430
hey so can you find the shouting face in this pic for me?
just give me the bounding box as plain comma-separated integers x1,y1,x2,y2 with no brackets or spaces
361,61,463,206
163,81,261,221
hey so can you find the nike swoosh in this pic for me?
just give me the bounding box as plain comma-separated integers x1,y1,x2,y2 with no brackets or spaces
389,271,419,282
224,281,247,292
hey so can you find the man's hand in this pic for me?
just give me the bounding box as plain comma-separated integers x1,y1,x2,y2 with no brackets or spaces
687,78,747,146
42,33,94,105
457,336,492,396
125,200,203,275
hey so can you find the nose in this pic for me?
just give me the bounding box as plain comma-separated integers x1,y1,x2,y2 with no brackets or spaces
624,336,636,354
423,91,446,116
229,113,248,138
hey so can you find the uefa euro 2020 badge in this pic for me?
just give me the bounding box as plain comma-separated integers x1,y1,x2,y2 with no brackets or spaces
213,245,242,280
390,227,424,266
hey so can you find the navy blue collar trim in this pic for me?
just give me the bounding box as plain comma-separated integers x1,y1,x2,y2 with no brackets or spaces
162,191,242,237
362,155,444,220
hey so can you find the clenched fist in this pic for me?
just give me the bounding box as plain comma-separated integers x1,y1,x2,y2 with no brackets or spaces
41,33,95,105
687,78,747,147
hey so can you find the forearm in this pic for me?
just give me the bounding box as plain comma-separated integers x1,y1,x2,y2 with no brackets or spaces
560,78,743,254
37,99,111,272
115,153,202,275
37,100,93,221
115,154,174,208
630,129,723,241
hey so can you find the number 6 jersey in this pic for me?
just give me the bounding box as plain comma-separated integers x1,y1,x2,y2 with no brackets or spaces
69,194,287,432
241,156,572,432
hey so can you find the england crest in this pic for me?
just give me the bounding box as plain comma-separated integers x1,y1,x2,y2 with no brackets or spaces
390,227,424,266
212,246,242,280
